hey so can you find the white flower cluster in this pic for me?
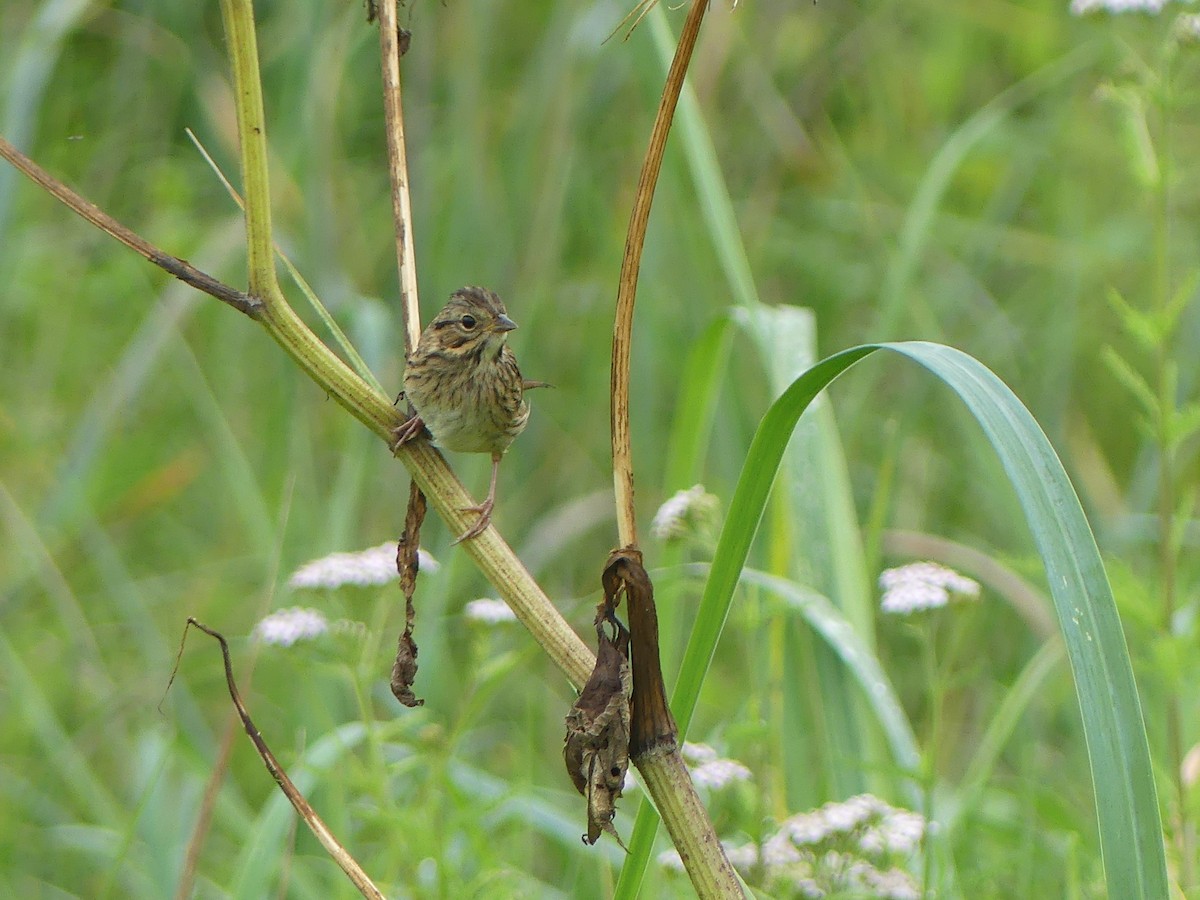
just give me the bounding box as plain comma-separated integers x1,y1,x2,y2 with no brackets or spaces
879,561,980,615
1070,0,1173,13
650,484,719,542
682,742,753,790
765,795,925,861
659,793,925,899
287,542,440,590
464,598,518,624
253,608,368,647
253,607,329,646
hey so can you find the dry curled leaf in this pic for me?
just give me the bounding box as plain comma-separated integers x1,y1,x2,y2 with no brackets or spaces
564,611,632,848
391,480,426,707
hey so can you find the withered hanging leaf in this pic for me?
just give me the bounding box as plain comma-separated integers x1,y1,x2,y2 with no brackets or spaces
391,480,426,707
389,627,421,707
564,612,632,848
603,548,677,755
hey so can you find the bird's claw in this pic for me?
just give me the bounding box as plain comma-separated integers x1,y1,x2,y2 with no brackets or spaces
391,414,426,453
452,498,495,544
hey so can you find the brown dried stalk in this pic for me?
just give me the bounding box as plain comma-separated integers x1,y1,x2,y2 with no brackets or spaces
0,135,256,316
375,0,421,356
610,0,709,550
179,619,385,900
604,3,746,895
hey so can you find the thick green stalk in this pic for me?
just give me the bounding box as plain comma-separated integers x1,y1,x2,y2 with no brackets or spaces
217,0,593,690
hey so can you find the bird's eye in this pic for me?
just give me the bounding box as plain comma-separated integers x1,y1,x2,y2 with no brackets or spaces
461,314,477,330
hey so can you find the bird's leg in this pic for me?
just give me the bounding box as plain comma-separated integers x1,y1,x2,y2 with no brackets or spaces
454,452,501,544
390,414,426,453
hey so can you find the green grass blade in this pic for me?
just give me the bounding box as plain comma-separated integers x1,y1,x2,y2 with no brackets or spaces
887,341,1165,899
617,346,874,897
738,304,879,805
668,344,874,736
662,312,734,495
623,340,1165,899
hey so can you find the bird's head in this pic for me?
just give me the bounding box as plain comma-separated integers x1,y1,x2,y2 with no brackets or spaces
429,286,517,359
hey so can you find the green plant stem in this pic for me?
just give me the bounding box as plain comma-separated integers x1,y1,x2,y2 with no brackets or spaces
635,749,745,897
217,3,738,895
216,0,594,693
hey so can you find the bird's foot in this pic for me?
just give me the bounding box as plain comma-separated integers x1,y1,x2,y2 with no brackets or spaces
391,414,426,453
452,497,495,545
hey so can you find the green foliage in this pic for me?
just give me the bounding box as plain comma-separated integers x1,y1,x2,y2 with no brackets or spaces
2,0,1198,897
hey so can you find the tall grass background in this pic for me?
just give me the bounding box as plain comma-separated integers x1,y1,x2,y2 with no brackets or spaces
1,0,1197,897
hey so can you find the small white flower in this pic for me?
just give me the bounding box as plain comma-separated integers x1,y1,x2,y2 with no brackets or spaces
681,741,719,764
287,542,439,590
464,598,517,624
762,831,804,867
820,793,879,833
691,758,753,790
774,811,830,847
1070,0,1171,14
681,742,753,789
862,865,922,900
879,561,980,614
881,810,925,855
254,607,329,646
859,826,886,854
650,484,718,541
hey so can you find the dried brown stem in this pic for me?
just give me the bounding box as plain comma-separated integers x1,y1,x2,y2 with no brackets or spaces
375,0,421,356
0,136,257,316
610,0,708,549
183,618,385,900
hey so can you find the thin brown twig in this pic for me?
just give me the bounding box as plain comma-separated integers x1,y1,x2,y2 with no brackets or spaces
610,0,709,550
0,136,258,316
181,618,386,900
375,0,421,356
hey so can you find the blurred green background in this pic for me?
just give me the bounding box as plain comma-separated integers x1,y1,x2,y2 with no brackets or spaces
1,0,1198,896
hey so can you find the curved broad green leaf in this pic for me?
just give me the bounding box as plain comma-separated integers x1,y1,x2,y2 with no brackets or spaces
620,340,1166,900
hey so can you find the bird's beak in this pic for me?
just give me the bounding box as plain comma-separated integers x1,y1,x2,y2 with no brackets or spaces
493,314,518,333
